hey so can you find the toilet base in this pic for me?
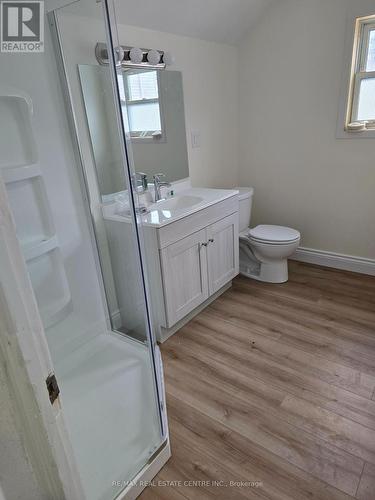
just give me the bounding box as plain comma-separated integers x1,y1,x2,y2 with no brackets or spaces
240,259,289,284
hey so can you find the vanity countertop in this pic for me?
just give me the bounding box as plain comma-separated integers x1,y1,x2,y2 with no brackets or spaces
102,187,239,228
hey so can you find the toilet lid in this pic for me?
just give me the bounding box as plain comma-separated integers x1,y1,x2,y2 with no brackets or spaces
249,225,300,243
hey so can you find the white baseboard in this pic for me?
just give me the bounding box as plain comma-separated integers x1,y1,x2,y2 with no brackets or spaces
292,247,375,276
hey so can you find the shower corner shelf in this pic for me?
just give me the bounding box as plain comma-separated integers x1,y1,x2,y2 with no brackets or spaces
1,87,73,331
1,162,41,184
42,295,73,330
23,235,73,329
0,86,34,114
23,235,59,261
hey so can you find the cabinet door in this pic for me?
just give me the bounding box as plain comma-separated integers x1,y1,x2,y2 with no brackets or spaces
160,229,209,327
207,213,239,295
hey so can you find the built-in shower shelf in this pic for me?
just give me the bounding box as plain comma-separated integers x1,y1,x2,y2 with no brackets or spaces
40,295,73,330
1,163,41,184
23,235,59,262
1,87,73,330
0,90,37,169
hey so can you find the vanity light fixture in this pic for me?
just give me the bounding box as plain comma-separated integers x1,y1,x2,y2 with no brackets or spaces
162,52,175,66
95,42,174,70
129,47,143,64
147,49,161,65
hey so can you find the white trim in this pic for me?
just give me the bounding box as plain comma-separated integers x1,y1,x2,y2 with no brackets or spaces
337,11,375,139
292,247,375,276
350,19,375,124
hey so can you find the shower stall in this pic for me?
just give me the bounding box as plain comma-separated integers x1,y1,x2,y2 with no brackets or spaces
0,0,169,499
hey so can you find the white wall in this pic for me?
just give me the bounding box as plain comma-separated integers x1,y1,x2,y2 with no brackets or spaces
58,13,239,189
239,0,375,259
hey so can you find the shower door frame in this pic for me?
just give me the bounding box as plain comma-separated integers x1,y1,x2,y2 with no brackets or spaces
47,0,168,436
45,0,171,496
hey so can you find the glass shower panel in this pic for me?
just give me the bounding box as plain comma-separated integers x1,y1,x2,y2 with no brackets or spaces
77,63,153,341
38,0,165,499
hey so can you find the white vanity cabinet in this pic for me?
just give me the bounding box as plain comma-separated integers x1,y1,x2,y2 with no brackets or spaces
160,229,209,326
145,194,239,341
103,189,239,342
207,213,239,294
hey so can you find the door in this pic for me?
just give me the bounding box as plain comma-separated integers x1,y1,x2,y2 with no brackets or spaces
0,177,83,500
160,229,209,326
207,213,239,294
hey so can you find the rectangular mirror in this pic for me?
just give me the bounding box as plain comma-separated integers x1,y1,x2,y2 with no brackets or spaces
79,65,189,197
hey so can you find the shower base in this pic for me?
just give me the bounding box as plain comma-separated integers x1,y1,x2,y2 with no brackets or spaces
54,331,163,500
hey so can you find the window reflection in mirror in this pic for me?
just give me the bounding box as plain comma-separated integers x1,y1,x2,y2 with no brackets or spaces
79,65,189,198
120,70,164,140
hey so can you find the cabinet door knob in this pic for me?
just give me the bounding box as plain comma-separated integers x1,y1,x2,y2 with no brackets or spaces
208,239,214,243
200,242,208,248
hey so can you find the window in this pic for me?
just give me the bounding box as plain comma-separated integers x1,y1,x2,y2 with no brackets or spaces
119,70,164,140
346,15,375,130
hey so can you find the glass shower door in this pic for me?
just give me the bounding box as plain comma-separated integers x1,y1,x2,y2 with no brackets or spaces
98,0,162,339
45,1,168,499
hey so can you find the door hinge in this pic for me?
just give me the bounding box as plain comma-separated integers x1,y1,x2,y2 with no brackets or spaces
46,373,60,405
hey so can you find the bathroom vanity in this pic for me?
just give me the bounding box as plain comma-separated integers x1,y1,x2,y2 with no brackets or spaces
103,187,239,342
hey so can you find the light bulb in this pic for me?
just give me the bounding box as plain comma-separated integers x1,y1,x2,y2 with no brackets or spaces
147,49,161,65
129,47,143,64
115,46,124,65
163,52,175,66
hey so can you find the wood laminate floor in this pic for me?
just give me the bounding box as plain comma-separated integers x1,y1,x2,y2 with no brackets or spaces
140,262,375,500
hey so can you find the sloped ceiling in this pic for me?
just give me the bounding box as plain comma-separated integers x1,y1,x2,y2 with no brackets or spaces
62,0,274,45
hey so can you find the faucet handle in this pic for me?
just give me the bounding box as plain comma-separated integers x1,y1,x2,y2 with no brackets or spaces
153,173,165,181
136,172,148,192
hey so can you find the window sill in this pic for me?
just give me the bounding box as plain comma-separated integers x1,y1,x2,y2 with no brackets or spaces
336,128,375,139
129,136,166,144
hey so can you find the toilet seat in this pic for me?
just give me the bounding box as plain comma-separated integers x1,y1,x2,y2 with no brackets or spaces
248,225,300,245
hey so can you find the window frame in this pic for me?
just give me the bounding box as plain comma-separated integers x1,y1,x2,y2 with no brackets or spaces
345,15,375,130
121,70,166,143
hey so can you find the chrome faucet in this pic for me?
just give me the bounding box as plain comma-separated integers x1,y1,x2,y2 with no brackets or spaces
153,173,171,202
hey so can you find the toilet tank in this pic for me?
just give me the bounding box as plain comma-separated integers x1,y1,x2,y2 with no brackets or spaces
236,187,254,232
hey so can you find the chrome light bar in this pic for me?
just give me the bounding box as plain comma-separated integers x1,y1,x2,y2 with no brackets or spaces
95,42,169,69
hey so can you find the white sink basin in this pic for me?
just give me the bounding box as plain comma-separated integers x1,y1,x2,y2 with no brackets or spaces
153,195,203,211
102,188,239,227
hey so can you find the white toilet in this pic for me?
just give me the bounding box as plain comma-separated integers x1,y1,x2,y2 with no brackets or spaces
237,188,300,284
